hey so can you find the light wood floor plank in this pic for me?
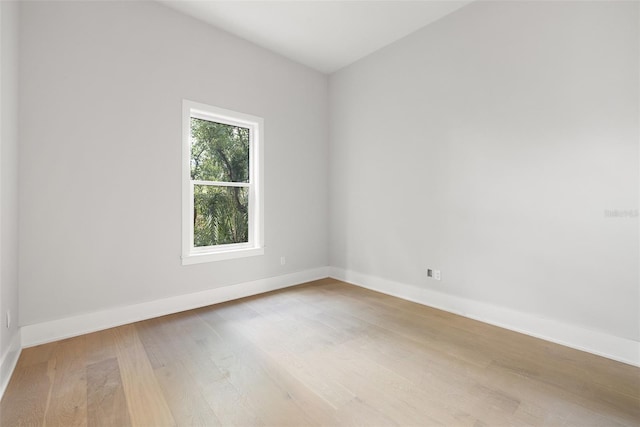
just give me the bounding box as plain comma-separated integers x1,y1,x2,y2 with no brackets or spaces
44,337,88,427
198,308,323,426
138,311,267,426
154,360,222,427
86,357,132,427
0,360,51,426
112,323,176,426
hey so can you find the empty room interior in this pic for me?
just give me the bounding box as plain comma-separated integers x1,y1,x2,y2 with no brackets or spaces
0,0,639,425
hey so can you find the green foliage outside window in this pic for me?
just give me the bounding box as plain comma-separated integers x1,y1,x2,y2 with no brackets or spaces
190,118,250,247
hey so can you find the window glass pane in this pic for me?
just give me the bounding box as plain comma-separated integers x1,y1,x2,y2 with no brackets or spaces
190,118,249,182
193,184,249,247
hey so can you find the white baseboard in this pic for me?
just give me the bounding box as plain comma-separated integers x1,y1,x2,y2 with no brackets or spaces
16,265,640,368
329,267,640,367
21,267,330,348
0,330,22,400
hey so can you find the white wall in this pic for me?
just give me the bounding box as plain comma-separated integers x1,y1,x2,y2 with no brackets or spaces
0,0,21,393
13,0,640,365
18,1,328,326
330,0,639,344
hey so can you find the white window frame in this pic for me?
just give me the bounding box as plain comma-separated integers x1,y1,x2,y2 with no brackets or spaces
182,100,264,265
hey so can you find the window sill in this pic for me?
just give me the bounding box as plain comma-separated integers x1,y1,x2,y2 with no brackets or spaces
182,246,264,265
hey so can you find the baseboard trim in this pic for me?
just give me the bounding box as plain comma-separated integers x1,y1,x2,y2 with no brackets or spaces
0,330,22,400
21,267,330,348
17,266,640,366
329,267,640,367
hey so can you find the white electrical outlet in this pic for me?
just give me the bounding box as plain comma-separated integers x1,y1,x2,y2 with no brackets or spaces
280,256,286,266
427,268,441,281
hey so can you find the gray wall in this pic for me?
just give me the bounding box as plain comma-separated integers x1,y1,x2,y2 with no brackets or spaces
0,0,20,380
18,1,329,325
14,0,640,351
329,1,639,341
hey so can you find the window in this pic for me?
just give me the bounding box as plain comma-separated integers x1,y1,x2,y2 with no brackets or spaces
182,100,264,264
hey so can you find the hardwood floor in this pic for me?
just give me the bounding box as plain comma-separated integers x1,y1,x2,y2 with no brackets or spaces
1,279,638,426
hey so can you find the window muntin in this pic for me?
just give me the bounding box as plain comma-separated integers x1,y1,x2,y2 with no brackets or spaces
182,101,264,264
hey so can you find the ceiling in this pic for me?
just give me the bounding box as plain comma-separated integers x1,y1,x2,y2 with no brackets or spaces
161,1,473,74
